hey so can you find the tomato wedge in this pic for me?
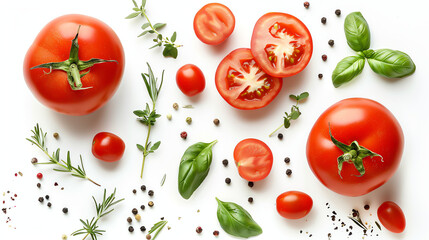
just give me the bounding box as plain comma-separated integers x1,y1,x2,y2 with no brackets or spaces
215,48,282,110
251,13,313,78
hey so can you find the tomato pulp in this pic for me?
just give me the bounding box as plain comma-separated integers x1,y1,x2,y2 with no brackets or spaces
306,98,404,196
23,14,125,115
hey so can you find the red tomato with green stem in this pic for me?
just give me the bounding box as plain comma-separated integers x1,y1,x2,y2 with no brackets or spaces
92,132,125,162
215,48,282,110
193,3,235,45
233,138,273,182
251,13,313,78
176,64,205,96
276,191,313,219
377,201,406,233
23,14,125,115
306,98,404,196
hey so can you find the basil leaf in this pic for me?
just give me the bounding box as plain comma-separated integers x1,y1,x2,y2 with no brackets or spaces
344,12,371,51
332,55,365,88
178,140,217,199
216,198,262,238
367,49,416,78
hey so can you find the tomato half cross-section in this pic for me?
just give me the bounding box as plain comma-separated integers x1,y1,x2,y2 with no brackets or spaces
251,13,313,78
23,14,125,115
306,98,404,196
215,48,282,110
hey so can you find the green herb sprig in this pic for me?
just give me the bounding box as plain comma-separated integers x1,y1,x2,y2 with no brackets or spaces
134,63,164,178
71,188,124,240
268,92,309,137
26,124,100,186
126,0,182,58
332,12,416,87
148,220,168,240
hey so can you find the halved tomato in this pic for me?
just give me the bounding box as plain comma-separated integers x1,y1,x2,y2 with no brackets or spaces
251,13,313,78
215,48,282,110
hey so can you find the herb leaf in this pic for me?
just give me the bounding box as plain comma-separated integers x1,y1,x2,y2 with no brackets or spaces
344,12,371,51
148,220,168,240
332,55,366,88
367,49,416,78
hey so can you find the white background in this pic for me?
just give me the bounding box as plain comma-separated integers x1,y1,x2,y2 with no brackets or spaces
1,0,428,239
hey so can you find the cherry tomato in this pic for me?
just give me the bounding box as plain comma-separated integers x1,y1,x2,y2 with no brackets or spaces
251,13,313,78
233,138,273,181
176,64,205,97
193,3,235,45
276,191,313,219
215,48,282,110
24,14,125,115
306,98,404,196
92,132,125,162
377,201,406,233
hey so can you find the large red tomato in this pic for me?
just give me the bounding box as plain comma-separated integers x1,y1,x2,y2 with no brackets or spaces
23,14,125,115
215,48,282,110
251,13,313,78
306,98,404,196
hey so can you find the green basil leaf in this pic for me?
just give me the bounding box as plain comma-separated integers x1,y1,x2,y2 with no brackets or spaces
216,198,262,238
332,55,365,88
344,12,371,51
178,140,217,199
367,49,416,78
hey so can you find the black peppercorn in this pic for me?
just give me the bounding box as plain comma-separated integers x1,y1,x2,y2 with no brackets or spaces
38,197,44,203
132,189,137,194
196,226,203,233
225,178,231,184
129,226,134,233
318,73,323,79
321,17,327,24
127,217,132,223
284,157,290,164
222,159,228,166
328,39,335,47
286,169,292,176
148,190,154,197
364,204,370,210
213,230,219,236
141,185,146,192
303,2,310,8
140,205,146,210
277,133,283,140
335,9,341,16
322,54,327,61
248,197,254,203
62,207,68,214
45,195,49,200
140,226,146,232
248,181,254,188
47,202,52,208
37,183,41,188
132,208,138,215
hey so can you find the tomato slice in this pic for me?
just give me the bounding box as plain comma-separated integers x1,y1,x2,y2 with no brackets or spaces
193,3,235,45
215,48,282,110
251,13,313,78
233,138,273,181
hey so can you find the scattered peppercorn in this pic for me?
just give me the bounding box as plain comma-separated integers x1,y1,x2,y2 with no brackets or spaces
303,2,310,8
141,185,147,192
62,207,68,214
222,159,228,166
286,169,292,176
129,226,134,233
248,197,254,203
180,131,187,139
248,181,254,188
132,208,138,215
132,189,137,194
37,173,43,179
38,197,44,203
225,178,231,184
53,132,59,139
141,205,146,210
127,217,132,223
213,118,220,126
31,157,38,164
166,114,172,120
140,226,146,232
148,190,154,197
321,17,327,24
328,39,335,47
173,103,179,110
196,226,203,233
135,214,141,221
186,117,192,124
213,230,219,236
37,183,41,188
148,201,154,207
318,73,323,79
335,9,341,16
364,204,370,210
45,195,49,200
161,217,165,220
284,157,290,164
47,202,52,208
322,54,328,61
54,182,58,186
277,133,283,140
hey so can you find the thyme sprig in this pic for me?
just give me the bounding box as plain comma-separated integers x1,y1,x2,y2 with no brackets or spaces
71,188,124,240
126,0,182,58
148,220,168,240
26,124,100,186
134,63,163,178
268,92,309,137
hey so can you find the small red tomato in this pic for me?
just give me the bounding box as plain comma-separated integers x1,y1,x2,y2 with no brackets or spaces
37,173,43,179
176,64,206,97
377,201,406,233
233,138,273,181
92,132,125,162
276,191,313,219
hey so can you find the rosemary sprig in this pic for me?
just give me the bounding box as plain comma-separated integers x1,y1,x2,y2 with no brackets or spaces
134,63,163,178
26,124,100,186
148,220,168,240
126,0,182,58
72,188,124,240
268,92,309,137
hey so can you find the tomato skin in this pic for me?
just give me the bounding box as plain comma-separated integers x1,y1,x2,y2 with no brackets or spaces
276,191,313,219
233,138,273,182
176,64,205,96
306,98,404,196
215,48,282,110
251,12,313,78
23,14,125,115
92,132,125,162
193,3,235,45
377,201,406,233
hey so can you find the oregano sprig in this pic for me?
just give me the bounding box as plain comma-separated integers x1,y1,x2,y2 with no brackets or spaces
268,92,309,137
71,188,124,240
26,124,100,186
126,0,182,58
134,63,163,178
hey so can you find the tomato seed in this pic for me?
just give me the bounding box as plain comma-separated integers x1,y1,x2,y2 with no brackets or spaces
321,17,327,24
